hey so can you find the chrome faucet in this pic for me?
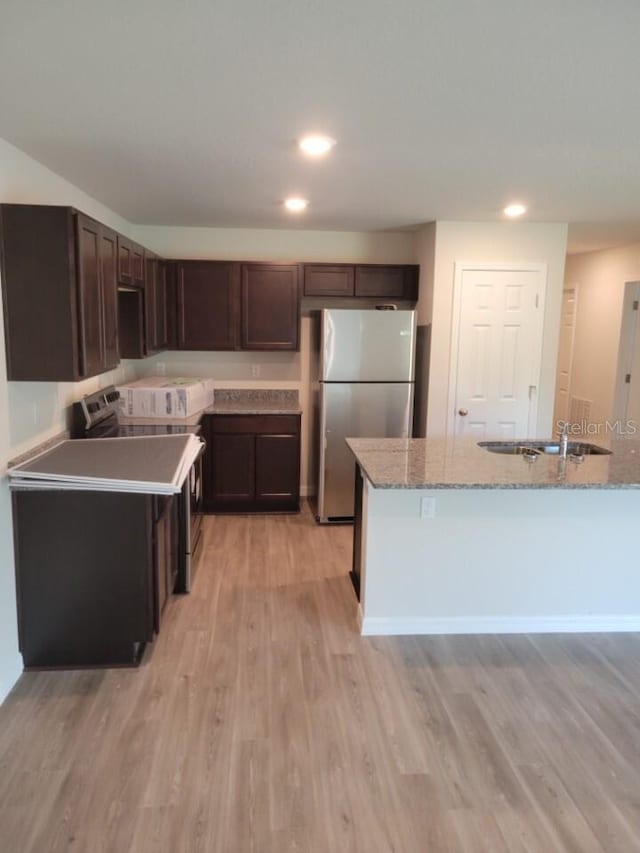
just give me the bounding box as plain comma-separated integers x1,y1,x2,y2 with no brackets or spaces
558,421,569,459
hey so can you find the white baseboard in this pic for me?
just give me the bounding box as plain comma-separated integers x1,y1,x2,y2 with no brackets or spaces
359,614,640,636
0,655,23,705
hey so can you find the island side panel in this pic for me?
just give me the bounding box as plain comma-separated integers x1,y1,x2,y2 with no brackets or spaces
359,481,640,635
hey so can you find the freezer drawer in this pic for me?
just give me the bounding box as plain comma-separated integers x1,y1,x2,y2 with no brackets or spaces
317,382,413,521
320,309,416,382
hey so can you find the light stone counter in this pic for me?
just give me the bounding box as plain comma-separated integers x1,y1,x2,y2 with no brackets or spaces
119,389,302,423
347,436,640,489
205,389,301,416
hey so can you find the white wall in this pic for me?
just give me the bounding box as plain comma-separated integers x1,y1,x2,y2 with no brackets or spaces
131,224,417,493
564,243,640,426
0,138,138,702
419,221,568,437
361,482,640,635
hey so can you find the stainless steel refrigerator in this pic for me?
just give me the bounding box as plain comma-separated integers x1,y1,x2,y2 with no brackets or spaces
315,308,416,522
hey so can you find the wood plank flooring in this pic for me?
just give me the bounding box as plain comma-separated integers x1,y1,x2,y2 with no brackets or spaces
1,504,640,851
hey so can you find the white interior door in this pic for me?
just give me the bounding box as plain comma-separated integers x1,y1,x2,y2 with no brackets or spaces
553,288,578,426
450,265,546,439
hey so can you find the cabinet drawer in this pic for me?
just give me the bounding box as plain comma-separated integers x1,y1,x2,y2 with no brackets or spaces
209,414,300,435
303,264,354,296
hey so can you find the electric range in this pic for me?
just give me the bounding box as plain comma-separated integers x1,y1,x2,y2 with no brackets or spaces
72,385,204,591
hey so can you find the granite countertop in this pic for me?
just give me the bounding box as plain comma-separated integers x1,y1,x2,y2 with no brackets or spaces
205,389,302,416
119,389,302,422
347,436,640,489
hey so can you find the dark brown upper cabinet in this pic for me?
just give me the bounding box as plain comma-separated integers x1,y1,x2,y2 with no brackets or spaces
303,264,355,297
131,243,145,288
99,224,120,371
302,263,419,301
241,263,299,350
0,205,119,381
147,256,169,352
155,260,169,350
176,261,240,350
119,250,169,359
117,234,133,286
354,264,418,300
116,236,145,290
175,261,299,352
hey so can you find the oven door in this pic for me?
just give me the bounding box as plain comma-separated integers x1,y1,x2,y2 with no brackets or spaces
189,449,204,552
176,445,204,593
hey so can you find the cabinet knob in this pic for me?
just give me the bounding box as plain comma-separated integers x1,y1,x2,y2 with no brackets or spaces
458,408,468,417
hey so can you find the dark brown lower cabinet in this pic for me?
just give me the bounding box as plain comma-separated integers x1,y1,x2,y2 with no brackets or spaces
153,495,179,633
12,489,178,668
204,414,301,512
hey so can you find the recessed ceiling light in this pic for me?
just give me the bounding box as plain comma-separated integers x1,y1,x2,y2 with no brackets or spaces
299,135,336,157
284,197,308,212
504,203,527,218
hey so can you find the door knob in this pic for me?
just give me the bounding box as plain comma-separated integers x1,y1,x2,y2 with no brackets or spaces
458,408,468,416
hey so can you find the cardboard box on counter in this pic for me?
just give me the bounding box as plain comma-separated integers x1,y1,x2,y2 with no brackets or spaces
117,377,214,419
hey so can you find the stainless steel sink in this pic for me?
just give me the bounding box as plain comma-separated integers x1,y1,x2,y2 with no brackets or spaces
478,442,542,456
534,441,611,456
478,440,611,457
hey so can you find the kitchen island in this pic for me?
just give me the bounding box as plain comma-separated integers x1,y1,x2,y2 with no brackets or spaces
348,436,640,636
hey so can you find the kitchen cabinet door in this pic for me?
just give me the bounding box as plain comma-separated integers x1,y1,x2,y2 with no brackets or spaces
75,213,106,378
145,251,158,352
99,225,120,370
12,489,155,668
143,253,169,354
117,235,133,286
241,264,299,350
177,261,240,350
255,434,300,507
210,433,255,507
153,495,179,633
303,264,355,297
155,260,169,350
354,265,419,300
131,242,145,288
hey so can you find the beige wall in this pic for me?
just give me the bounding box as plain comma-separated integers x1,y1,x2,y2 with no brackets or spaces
1,138,138,458
564,243,640,427
420,221,568,437
131,224,416,264
414,221,436,326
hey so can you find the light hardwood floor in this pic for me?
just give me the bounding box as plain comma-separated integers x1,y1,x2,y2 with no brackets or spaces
1,505,640,852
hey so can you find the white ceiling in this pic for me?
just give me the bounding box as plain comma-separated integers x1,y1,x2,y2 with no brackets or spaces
2,0,640,251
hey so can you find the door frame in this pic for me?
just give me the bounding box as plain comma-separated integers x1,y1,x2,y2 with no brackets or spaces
553,286,579,426
613,281,640,423
446,261,548,438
